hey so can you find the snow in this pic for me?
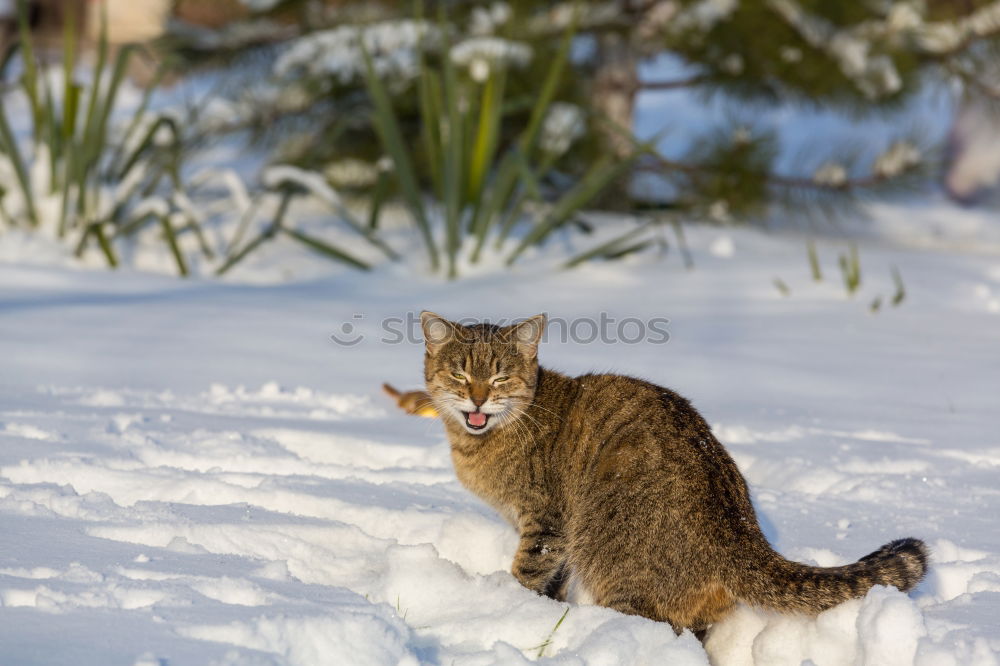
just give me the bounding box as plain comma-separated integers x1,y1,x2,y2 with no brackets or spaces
1,221,999,664
449,37,533,82
272,21,442,88
1,10,999,662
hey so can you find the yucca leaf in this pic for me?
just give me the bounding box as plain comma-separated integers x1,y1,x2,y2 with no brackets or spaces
418,58,444,199
0,40,20,82
494,146,544,248
467,68,505,203
111,65,166,177
225,191,262,256
507,155,638,265
368,170,389,230
441,47,464,278
216,231,271,276
217,189,293,276
116,115,180,181
159,214,189,277
91,45,143,173
79,1,109,168
671,218,694,269
518,15,576,158
113,212,157,238
468,148,518,260
0,102,38,226
91,223,119,267
563,222,652,268
360,42,438,270
282,228,371,271
315,190,399,261
16,0,41,132
61,1,80,143
41,66,60,180
58,136,79,236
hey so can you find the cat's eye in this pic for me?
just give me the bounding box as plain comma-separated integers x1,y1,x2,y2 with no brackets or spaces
493,376,510,384
451,372,468,382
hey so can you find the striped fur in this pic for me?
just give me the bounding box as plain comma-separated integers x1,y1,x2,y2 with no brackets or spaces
420,312,928,633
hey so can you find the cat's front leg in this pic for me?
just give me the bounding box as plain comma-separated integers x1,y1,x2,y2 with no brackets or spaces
512,516,567,599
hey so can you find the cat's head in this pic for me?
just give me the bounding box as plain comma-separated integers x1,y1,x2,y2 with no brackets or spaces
420,311,545,436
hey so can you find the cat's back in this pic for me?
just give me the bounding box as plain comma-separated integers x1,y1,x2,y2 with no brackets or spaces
539,370,715,489
564,371,708,439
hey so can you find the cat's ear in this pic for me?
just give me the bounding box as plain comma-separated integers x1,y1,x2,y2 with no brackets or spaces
420,311,457,355
510,314,546,359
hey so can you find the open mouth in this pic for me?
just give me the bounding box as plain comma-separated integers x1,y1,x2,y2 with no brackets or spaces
463,410,490,430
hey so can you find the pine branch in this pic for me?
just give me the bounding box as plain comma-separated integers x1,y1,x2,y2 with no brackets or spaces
944,60,1000,100
640,154,896,193
916,2,1000,59
638,74,710,91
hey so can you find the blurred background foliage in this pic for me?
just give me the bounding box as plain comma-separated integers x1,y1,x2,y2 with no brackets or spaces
3,0,1000,278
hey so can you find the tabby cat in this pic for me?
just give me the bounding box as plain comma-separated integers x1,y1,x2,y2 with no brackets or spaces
419,311,928,635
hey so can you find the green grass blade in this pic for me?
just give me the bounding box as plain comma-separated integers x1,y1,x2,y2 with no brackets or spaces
891,265,906,306
807,239,822,281
849,242,861,289
281,228,371,271
534,608,569,659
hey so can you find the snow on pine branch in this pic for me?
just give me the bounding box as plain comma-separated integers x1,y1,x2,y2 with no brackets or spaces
450,37,532,82
766,0,902,99
273,20,443,88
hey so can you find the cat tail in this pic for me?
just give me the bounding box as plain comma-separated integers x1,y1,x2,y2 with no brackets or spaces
732,538,929,614
382,383,438,417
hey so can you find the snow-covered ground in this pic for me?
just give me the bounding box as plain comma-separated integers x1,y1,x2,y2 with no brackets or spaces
2,220,999,665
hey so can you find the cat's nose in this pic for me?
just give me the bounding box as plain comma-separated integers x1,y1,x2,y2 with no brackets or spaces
471,396,486,407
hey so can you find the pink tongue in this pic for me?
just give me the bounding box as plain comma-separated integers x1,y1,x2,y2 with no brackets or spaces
467,412,487,427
